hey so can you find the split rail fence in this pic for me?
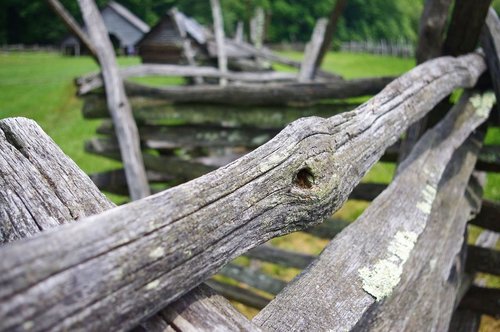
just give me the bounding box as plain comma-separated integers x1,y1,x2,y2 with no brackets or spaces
1,1,500,331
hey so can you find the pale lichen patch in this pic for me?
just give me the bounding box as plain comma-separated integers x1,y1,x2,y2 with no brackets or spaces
22,321,34,330
359,231,418,301
359,260,402,301
416,184,437,215
145,279,160,290
470,92,496,118
149,247,164,259
388,231,418,261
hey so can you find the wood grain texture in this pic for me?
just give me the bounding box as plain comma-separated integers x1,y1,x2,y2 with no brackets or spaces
0,117,260,332
254,90,492,331
160,284,262,332
350,136,485,331
0,118,113,243
78,0,150,200
0,53,486,331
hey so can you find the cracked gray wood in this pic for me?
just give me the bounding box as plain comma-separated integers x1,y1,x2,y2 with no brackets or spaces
0,53,486,331
78,0,149,200
0,117,260,332
253,90,493,331
350,138,486,331
159,284,262,332
0,118,113,244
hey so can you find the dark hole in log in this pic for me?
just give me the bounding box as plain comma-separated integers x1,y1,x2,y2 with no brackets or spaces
294,168,315,189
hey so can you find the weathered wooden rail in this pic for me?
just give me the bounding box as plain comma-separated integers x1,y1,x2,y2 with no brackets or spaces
1,46,500,331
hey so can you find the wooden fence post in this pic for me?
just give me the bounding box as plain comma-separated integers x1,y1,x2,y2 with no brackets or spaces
398,0,453,163
46,0,98,60
77,0,150,200
210,0,228,86
298,18,328,82
313,0,348,71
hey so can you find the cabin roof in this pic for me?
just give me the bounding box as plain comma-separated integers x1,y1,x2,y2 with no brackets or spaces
106,1,150,34
171,11,208,45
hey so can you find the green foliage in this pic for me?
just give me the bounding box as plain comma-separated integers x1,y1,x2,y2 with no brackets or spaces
336,0,422,43
1,0,424,46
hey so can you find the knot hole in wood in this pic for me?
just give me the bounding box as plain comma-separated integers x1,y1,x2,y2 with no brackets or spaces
294,167,315,189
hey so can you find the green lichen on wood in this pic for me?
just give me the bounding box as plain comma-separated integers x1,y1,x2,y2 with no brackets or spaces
470,91,496,118
416,184,437,215
359,231,418,301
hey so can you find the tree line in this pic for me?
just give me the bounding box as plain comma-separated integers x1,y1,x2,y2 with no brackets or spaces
1,0,499,47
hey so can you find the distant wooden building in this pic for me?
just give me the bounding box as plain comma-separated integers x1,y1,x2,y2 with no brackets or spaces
137,10,256,66
61,1,149,56
137,10,208,64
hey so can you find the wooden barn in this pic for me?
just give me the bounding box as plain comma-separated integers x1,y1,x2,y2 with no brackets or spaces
100,1,150,54
61,1,149,56
137,10,208,64
137,9,257,67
